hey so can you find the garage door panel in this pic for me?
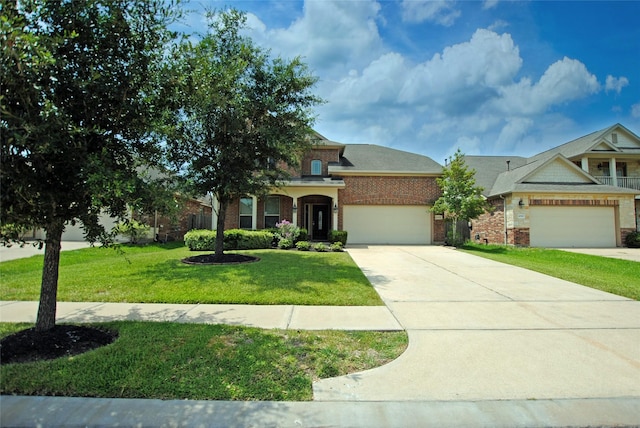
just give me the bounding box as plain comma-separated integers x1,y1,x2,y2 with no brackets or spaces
529,206,616,248
343,205,431,244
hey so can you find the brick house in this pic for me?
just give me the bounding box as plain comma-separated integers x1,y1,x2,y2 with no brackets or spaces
216,133,446,244
466,123,640,247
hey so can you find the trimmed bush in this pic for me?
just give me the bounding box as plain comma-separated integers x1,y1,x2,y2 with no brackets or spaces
330,242,344,252
184,229,272,251
295,241,311,251
329,230,348,245
625,231,640,248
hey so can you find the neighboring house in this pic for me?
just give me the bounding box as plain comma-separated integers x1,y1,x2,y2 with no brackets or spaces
467,123,640,247
217,133,446,244
31,196,213,242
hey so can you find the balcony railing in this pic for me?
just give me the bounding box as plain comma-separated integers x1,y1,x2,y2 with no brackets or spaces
595,176,640,190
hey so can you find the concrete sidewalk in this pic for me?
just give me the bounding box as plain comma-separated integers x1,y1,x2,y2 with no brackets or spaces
0,301,402,331
2,245,639,427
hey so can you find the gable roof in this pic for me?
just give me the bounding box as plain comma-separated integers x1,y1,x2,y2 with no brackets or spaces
528,123,640,163
487,154,637,196
329,144,442,175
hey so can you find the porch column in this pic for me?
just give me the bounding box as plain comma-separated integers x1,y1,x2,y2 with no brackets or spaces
292,197,299,227
610,158,618,187
251,196,258,230
580,157,589,172
332,198,339,231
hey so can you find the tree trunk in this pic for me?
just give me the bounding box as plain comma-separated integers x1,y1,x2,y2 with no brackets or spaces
215,201,228,259
35,219,64,332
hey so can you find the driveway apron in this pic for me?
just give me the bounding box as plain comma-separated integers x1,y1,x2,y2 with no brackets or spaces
313,246,640,401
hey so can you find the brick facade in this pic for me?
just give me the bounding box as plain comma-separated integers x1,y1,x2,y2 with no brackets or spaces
339,176,440,205
144,198,213,241
471,199,505,244
301,148,341,176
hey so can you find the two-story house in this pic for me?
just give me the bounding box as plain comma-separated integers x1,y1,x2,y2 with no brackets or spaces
217,133,446,244
467,123,640,247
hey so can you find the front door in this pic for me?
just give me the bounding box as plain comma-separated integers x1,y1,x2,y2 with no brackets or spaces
312,205,329,240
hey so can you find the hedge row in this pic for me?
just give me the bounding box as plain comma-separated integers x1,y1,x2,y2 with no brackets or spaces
184,229,273,251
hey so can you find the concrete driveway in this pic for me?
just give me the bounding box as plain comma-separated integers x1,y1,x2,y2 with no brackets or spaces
558,247,640,262
314,246,640,403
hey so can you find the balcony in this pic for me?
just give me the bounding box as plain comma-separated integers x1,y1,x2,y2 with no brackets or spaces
595,176,640,190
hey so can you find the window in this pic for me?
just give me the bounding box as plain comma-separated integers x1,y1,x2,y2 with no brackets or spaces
311,159,322,175
239,197,253,229
264,196,280,228
612,133,618,144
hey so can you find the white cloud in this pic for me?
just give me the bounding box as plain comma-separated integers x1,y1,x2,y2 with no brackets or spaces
245,0,383,77
398,29,522,114
401,0,461,26
496,57,600,115
632,103,640,118
483,0,500,10
605,75,629,94
496,118,534,149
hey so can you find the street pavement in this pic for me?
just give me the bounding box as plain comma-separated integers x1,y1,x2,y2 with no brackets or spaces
1,245,639,427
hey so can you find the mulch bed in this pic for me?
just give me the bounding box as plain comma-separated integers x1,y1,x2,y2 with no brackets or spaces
1,325,117,365
181,253,260,265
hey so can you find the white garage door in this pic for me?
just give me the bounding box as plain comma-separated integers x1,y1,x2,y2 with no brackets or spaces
343,205,431,244
529,206,616,248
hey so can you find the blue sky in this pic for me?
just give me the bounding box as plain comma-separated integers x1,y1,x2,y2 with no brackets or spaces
180,0,639,164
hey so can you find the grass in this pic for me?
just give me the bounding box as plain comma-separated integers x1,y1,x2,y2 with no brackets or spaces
0,322,408,401
460,243,640,300
0,242,383,306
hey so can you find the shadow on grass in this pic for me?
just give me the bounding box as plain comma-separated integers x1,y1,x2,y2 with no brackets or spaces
127,250,378,305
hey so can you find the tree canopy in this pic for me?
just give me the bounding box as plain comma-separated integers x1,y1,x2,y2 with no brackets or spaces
431,149,490,245
163,9,323,257
0,0,180,330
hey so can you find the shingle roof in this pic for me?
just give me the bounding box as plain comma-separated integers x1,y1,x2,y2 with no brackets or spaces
527,123,640,163
330,144,442,174
463,156,527,196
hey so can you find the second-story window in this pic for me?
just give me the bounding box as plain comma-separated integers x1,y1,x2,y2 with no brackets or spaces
311,159,322,175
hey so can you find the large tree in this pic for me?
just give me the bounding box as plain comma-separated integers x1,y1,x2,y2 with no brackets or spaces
164,9,322,259
0,0,179,331
432,149,491,246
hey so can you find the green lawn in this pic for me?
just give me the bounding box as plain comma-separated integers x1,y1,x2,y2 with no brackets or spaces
0,242,383,306
461,243,640,300
0,322,407,401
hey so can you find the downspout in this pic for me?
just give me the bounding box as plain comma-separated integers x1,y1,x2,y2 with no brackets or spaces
500,194,507,245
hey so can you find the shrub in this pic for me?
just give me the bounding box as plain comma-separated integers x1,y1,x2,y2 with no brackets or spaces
184,229,272,251
113,220,150,244
330,242,344,252
298,228,308,242
295,240,311,251
184,230,214,251
314,242,328,252
278,238,293,250
275,220,300,242
625,231,640,248
329,230,348,245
